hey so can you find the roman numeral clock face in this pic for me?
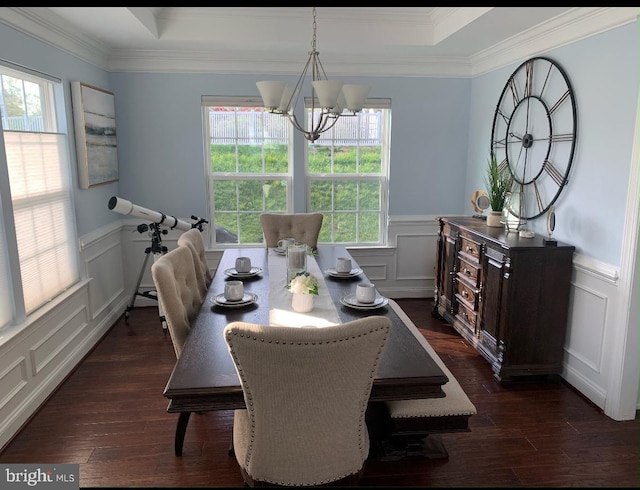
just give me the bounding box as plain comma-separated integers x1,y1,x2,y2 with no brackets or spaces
491,57,577,220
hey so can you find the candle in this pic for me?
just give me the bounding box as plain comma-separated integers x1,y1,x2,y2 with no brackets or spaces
286,243,307,283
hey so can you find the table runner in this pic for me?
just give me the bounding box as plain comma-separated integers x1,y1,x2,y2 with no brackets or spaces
268,250,341,327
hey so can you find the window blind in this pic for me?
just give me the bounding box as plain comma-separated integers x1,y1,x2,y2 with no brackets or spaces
4,132,78,313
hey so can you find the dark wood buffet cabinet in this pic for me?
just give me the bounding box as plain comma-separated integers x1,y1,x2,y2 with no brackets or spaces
433,216,575,383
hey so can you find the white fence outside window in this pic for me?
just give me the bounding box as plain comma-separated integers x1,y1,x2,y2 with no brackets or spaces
209,110,382,146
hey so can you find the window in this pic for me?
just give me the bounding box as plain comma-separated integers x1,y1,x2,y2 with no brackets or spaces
0,63,79,326
307,101,390,246
202,96,391,247
203,96,292,246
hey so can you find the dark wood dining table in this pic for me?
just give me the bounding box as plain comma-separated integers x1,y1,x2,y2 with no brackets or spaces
163,246,448,455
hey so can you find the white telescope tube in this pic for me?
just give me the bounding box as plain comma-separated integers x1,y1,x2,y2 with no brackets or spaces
108,196,192,232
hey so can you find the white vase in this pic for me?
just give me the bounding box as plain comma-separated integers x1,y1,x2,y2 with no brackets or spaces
292,293,314,313
486,210,503,227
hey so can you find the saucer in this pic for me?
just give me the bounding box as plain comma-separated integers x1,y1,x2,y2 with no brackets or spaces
273,247,287,256
211,292,258,308
224,266,263,278
340,294,388,310
325,267,363,278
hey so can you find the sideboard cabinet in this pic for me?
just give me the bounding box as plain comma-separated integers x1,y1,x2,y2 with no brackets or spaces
433,216,575,383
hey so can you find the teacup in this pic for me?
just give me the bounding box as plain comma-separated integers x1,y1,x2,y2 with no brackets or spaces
336,257,352,273
224,280,244,301
235,256,252,273
356,283,376,304
277,237,295,250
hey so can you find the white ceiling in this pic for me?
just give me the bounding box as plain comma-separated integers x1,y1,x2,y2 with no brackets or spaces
2,7,636,76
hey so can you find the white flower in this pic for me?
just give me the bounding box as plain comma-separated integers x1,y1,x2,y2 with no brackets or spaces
288,272,319,295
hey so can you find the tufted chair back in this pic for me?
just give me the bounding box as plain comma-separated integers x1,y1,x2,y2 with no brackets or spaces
259,212,323,250
223,316,390,486
151,246,205,358
177,228,213,290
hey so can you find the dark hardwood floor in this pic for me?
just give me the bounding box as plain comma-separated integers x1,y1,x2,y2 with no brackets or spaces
1,299,638,487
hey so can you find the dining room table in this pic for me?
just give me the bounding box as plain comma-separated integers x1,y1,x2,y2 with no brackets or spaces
163,245,448,456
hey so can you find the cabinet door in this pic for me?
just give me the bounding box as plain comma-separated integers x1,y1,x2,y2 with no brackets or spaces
478,251,506,362
434,222,458,318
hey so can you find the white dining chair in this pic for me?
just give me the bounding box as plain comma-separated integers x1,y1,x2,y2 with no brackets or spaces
150,245,204,358
177,228,213,291
223,316,391,486
259,212,323,250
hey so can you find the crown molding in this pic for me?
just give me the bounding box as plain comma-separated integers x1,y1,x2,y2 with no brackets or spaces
107,48,473,78
471,7,639,76
0,7,109,69
0,7,637,78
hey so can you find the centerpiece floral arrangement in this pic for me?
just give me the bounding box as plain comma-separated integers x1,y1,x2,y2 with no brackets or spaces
287,271,319,295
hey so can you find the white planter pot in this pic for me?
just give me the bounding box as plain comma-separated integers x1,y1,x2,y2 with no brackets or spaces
486,210,503,227
292,293,315,313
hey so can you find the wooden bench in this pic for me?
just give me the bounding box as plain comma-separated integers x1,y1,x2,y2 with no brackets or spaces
376,301,477,460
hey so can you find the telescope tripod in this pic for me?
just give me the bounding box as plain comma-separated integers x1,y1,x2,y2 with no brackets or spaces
125,222,168,333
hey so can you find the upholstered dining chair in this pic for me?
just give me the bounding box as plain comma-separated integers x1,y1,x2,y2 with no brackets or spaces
151,245,207,456
177,228,213,291
223,316,391,487
259,212,323,250
150,245,205,359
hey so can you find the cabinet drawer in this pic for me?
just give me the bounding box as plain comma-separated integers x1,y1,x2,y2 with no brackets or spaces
455,280,479,310
456,301,477,332
457,256,481,288
459,237,481,262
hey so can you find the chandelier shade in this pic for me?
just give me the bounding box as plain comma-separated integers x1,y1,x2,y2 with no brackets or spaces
256,7,371,141
256,81,287,110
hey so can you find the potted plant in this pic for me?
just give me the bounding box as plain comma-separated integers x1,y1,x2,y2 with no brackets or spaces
484,151,512,227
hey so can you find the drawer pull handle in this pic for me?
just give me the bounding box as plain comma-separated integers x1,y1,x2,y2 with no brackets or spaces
466,246,472,252
464,268,471,275
462,290,468,297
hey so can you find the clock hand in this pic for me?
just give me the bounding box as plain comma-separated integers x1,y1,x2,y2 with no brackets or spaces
509,132,523,141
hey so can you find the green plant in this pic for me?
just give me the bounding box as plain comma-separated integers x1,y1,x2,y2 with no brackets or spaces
484,151,513,211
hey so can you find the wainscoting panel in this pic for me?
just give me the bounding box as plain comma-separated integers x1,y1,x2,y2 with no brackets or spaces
562,254,622,412
29,306,88,376
80,221,126,323
565,283,608,373
395,234,431,280
0,357,28,412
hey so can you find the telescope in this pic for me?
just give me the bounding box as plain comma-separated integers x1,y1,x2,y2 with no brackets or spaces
109,196,208,330
108,196,205,232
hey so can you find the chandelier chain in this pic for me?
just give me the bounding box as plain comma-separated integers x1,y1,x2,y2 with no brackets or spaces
311,7,317,54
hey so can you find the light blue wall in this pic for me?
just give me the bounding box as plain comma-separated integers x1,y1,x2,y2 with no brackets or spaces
466,21,638,265
109,73,470,221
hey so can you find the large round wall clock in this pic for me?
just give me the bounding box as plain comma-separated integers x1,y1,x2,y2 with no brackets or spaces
490,56,577,220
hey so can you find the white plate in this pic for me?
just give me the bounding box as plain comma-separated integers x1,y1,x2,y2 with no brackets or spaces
340,294,388,310
211,292,258,308
325,267,363,278
273,247,287,256
224,266,263,278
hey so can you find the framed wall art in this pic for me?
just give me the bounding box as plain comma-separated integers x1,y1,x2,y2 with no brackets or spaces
71,81,119,188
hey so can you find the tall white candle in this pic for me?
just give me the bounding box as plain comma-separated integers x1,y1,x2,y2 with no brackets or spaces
286,243,307,282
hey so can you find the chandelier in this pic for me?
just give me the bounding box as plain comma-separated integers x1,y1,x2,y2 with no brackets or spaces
257,7,371,142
